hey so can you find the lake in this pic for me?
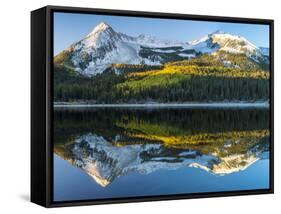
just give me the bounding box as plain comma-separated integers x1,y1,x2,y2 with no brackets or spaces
53,107,270,202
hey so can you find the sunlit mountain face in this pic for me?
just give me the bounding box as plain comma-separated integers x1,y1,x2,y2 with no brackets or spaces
53,22,270,105
54,22,269,76
54,108,270,187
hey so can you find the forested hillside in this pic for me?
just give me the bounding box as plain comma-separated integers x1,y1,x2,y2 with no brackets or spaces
53,53,269,104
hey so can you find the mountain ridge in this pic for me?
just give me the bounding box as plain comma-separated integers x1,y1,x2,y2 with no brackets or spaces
54,22,269,76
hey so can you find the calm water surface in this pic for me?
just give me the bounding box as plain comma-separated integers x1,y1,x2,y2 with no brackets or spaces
53,107,270,201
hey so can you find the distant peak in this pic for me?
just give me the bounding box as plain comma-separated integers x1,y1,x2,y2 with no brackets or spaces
87,22,113,36
137,34,152,39
209,30,226,36
96,22,111,29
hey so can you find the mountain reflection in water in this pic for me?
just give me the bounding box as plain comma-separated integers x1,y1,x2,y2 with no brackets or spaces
54,108,270,187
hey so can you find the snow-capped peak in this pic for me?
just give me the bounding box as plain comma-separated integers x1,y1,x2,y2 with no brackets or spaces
209,30,225,35
87,22,112,37
188,30,263,58
212,33,256,48
81,22,120,51
189,30,225,46
211,32,260,56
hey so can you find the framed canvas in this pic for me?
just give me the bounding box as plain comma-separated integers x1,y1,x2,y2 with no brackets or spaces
31,5,274,207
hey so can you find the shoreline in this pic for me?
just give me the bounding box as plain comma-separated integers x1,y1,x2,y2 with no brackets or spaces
53,102,269,109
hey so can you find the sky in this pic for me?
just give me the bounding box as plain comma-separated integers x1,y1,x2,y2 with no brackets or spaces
54,12,270,55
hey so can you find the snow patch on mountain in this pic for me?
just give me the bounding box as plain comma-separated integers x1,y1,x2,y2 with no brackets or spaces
188,34,219,53
189,31,262,58
178,53,195,58
212,33,259,55
136,34,184,47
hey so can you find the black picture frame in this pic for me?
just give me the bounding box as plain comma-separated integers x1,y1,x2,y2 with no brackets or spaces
31,5,274,208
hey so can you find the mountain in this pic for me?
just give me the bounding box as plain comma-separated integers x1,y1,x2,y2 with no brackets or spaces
54,22,269,76
190,31,263,57
54,22,191,76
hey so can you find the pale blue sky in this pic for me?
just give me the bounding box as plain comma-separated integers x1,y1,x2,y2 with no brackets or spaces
54,12,270,55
